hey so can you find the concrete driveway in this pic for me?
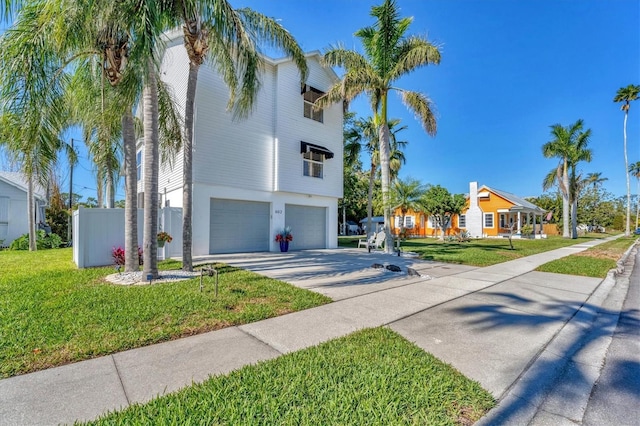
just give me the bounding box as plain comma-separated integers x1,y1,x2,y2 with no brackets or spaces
194,248,477,300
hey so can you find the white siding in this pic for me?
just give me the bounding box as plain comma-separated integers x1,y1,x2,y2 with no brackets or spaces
0,179,29,245
191,63,275,192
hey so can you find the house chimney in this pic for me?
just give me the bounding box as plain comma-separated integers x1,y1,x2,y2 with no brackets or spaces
466,181,483,238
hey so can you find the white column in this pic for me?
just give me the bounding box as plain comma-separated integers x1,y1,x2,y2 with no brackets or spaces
517,212,521,233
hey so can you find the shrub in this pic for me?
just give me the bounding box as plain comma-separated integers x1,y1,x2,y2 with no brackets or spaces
10,230,63,250
112,246,143,266
521,224,533,237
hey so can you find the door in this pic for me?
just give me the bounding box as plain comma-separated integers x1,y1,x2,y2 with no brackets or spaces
209,199,270,253
285,204,326,250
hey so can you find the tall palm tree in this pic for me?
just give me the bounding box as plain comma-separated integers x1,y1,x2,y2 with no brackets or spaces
542,119,588,238
567,128,592,238
319,0,441,253
629,161,640,228
614,84,640,236
345,116,407,237
0,2,70,250
162,1,308,272
391,177,425,237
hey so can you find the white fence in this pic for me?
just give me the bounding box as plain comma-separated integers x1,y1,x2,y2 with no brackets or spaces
73,207,183,268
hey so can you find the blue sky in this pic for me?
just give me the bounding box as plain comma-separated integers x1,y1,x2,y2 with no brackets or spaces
2,0,639,201
232,0,640,198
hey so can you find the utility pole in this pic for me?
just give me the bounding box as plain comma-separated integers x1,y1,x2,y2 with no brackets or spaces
67,138,74,245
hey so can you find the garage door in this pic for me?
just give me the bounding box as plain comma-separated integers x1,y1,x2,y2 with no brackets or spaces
210,199,270,253
285,204,326,250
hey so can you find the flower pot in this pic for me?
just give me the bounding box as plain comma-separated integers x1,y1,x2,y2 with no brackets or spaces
279,241,289,252
157,240,165,248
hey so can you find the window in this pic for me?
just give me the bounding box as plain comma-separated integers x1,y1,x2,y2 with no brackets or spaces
427,216,434,228
136,151,142,181
302,85,324,123
500,214,506,228
303,151,323,178
405,216,414,229
484,213,494,228
458,214,466,228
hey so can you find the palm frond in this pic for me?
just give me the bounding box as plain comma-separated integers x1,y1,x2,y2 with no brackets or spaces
399,89,437,136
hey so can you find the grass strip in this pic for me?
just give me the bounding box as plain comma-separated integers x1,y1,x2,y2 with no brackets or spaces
86,328,495,425
0,248,330,378
339,234,611,267
536,236,637,278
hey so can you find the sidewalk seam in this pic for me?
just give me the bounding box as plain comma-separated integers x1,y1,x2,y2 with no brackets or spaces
110,355,131,407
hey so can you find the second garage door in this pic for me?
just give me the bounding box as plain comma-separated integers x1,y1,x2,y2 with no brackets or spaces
210,199,270,253
285,204,326,250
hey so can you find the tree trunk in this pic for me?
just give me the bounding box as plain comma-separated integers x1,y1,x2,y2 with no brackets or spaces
366,162,375,238
96,174,104,208
623,111,631,236
378,95,393,253
571,197,578,239
182,61,199,272
27,175,37,251
636,179,639,229
562,159,570,238
142,64,159,279
122,110,138,272
106,166,115,208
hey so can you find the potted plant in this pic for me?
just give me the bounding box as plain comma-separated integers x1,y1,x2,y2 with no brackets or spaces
157,231,173,248
275,227,293,252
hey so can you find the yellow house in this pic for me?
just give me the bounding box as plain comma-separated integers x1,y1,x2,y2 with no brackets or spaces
391,182,547,238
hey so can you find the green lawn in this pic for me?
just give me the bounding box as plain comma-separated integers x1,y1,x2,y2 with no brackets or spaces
339,234,613,266
87,328,495,426
0,248,330,378
536,236,637,277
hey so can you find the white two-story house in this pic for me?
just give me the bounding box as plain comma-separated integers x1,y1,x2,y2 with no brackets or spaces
137,36,343,255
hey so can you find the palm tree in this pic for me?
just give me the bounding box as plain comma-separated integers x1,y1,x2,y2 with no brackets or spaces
319,0,441,253
567,128,592,238
391,177,426,238
629,161,640,229
585,172,607,189
542,120,588,238
0,2,70,250
614,84,640,236
345,116,407,237
163,1,308,272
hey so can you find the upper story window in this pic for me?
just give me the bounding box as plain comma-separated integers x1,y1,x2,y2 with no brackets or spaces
303,151,324,178
136,151,142,181
301,141,334,179
302,84,324,123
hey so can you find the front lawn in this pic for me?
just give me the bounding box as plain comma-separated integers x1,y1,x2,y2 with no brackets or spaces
87,328,495,425
535,236,637,277
0,248,330,378
339,234,612,266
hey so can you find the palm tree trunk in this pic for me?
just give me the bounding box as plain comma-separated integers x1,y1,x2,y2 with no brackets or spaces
623,111,631,236
142,63,159,279
182,61,199,272
571,197,578,239
106,167,115,208
27,175,37,251
636,179,639,229
562,160,570,238
122,110,138,272
379,95,393,253
96,173,104,208
367,162,375,238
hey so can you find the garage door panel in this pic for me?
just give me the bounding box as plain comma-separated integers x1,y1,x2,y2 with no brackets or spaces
285,204,326,250
210,199,269,253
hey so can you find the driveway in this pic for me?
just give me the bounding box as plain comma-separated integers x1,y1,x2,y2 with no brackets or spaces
194,248,477,300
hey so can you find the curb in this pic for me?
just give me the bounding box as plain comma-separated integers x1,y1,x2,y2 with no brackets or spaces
477,240,638,426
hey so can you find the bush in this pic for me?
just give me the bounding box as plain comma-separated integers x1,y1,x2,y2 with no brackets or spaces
112,246,143,266
521,224,533,237
10,230,63,250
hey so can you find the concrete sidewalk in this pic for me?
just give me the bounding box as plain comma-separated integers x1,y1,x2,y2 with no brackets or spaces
0,235,630,425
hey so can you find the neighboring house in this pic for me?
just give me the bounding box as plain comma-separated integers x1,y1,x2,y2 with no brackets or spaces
0,171,47,246
359,216,385,234
136,36,343,255
391,181,547,238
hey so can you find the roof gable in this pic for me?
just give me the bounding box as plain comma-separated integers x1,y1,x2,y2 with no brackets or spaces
0,171,46,200
481,185,545,212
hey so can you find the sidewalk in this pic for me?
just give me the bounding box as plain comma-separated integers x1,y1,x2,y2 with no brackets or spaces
0,235,630,425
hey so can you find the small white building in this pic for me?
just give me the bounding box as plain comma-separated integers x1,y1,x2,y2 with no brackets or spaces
136,37,343,255
0,171,47,247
